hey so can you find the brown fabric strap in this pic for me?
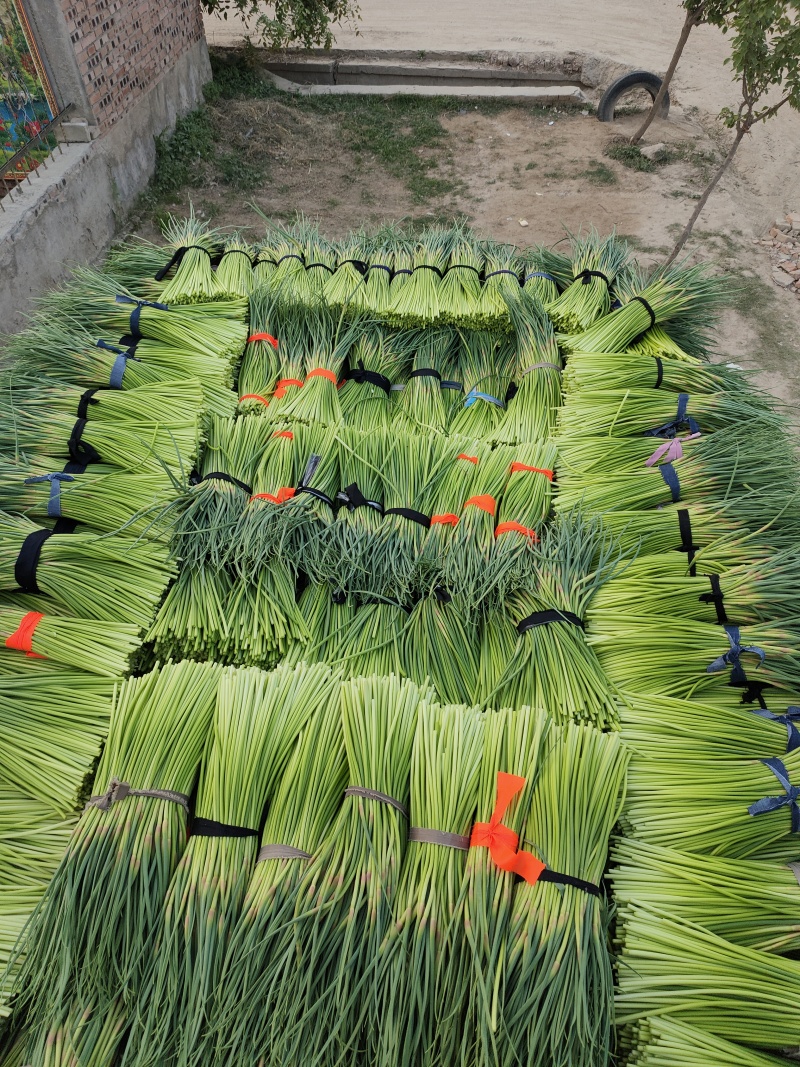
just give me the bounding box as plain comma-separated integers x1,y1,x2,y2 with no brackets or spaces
408,826,470,850
257,843,312,862
344,786,408,818
85,777,189,813
789,861,800,887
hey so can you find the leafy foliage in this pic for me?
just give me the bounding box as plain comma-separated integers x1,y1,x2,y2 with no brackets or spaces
200,0,361,49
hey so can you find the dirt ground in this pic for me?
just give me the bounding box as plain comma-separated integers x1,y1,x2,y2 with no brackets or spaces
132,65,800,415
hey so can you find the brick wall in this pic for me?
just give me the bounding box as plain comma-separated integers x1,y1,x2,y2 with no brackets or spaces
60,0,204,130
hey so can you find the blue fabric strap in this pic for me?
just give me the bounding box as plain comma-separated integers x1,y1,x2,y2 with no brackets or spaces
748,757,800,833
706,624,766,686
644,392,701,438
750,706,800,753
659,462,681,503
464,389,505,409
24,472,75,518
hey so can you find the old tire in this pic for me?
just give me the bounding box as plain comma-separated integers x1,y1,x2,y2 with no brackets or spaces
597,71,670,123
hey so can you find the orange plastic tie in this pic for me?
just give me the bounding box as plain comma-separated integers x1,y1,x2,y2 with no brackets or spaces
510,462,554,480
495,521,538,541
5,611,46,658
247,333,279,348
306,368,338,385
274,378,303,399
469,772,545,885
239,393,270,406
457,453,479,464
272,430,294,439
430,513,459,527
250,487,295,505
464,494,496,516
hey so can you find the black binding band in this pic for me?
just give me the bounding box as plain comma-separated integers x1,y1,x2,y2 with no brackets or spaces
676,508,698,576
331,589,348,605
414,263,443,278
631,295,657,330
191,816,259,839
53,518,78,534
337,258,367,275
77,389,101,420
63,459,87,475
484,268,520,281
653,356,664,389
220,248,254,266
434,585,452,604
277,253,306,266
537,868,601,896
699,573,729,625
305,261,335,273
296,485,336,509
346,364,392,396
409,368,442,381
384,507,431,529
517,609,584,634
337,483,384,514
200,472,253,495
68,421,102,465
741,680,773,708
659,463,681,503
576,269,610,288
14,529,53,593
154,245,213,281
446,262,482,276
368,263,393,275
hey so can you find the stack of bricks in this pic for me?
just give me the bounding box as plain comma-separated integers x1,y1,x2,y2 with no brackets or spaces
61,0,204,131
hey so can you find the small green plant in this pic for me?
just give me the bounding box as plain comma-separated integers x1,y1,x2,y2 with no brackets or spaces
604,140,656,172
525,161,537,170
582,161,618,185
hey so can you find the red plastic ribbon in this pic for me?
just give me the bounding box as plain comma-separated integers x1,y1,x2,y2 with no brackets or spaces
274,378,303,399
457,453,478,464
250,487,295,505
5,611,46,658
510,462,554,480
470,772,545,885
464,494,496,516
272,430,294,439
495,521,538,541
247,333,279,348
430,513,459,527
239,393,270,406
306,368,338,385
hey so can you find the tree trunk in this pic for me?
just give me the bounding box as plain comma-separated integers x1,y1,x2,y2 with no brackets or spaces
664,126,747,266
630,6,702,145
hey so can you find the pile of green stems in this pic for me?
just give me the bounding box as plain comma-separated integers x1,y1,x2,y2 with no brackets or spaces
562,350,741,394
392,328,456,434
0,608,140,678
622,747,800,859
386,238,449,326
225,674,423,1067
0,671,114,814
0,515,175,628
402,590,481,705
125,663,337,1067
499,723,628,1067
611,840,800,954
215,240,256,297
10,660,221,1048
280,582,357,668
491,365,563,445
209,690,348,1067
626,1016,792,1067
616,906,800,1049
415,439,483,590
439,705,549,1067
546,232,629,332
369,701,484,1067
159,248,234,304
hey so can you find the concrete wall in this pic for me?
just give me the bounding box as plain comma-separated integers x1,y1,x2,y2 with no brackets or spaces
0,36,210,337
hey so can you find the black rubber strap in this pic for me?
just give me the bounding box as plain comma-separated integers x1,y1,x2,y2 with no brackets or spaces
741,680,773,709
631,295,656,330
384,507,431,529
337,483,383,514
331,589,348,605
659,462,681,503
676,508,697,576
699,573,729,625
306,261,335,273
77,389,101,420
154,245,213,281
368,263,393,276
53,518,78,534
441,380,463,391
434,585,452,604
68,420,102,465
277,253,306,266
62,459,88,475
409,368,441,381
485,268,520,281
346,365,391,395
393,268,413,277
517,609,584,634
653,356,664,389
14,529,53,593
414,263,443,278
191,816,258,839
220,248,254,266
295,485,335,509
445,262,482,276
576,269,610,288
538,868,601,896
200,472,253,495
337,258,368,275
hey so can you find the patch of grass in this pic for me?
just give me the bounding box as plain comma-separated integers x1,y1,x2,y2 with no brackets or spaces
604,139,655,172
581,161,617,185
149,108,216,200
216,151,265,190
544,169,564,179
525,161,537,170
